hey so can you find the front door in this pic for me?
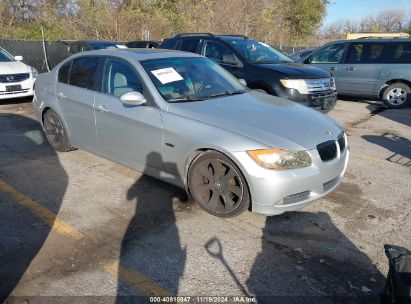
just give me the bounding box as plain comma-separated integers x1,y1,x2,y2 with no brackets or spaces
94,57,163,169
307,42,350,93
201,40,245,79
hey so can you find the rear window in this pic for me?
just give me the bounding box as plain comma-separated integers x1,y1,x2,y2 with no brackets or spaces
58,60,71,84
69,57,100,90
385,42,411,63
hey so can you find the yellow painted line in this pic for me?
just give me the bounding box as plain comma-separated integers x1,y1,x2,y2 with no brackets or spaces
103,260,173,297
0,178,174,297
0,179,84,240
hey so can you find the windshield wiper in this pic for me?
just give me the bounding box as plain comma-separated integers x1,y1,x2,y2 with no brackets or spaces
167,95,206,103
206,90,246,99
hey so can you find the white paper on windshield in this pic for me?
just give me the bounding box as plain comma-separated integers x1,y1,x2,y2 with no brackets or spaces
151,67,183,84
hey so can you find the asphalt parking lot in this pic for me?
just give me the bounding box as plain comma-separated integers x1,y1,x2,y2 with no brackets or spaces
0,98,410,304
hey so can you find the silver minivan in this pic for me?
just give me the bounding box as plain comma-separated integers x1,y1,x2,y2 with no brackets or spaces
299,38,411,109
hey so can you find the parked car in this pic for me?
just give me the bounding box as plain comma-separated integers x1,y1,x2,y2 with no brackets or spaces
298,38,411,109
160,33,337,112
125,40,160,48
0,47,38,100
33,49,349,217
68,40,127,54
289,48,316,61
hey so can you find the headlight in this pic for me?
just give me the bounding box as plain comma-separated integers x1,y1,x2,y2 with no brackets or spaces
31,67,38,78
280,79,308,94
247,149,312,170
331,77,336,90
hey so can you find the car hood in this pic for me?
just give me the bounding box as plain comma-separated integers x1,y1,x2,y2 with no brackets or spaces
168,91,343,151
0,61,31,75
258,62,330,79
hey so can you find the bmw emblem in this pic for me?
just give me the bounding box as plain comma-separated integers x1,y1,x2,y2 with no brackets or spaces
325,130,333,136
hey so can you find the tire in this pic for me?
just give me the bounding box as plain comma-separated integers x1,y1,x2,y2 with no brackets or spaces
188,151,250,217
43,109,74,152
382,83,411,109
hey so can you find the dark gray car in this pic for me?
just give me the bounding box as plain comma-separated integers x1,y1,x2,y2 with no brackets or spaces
299,38,411,108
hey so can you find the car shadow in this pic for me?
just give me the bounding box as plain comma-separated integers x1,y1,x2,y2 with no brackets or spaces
0,96,33,105
0,113,68,301
116,152,190,303
362,132,411,167
245,211,385,303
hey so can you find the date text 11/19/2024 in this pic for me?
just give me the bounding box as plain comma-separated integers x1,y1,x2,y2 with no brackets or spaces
149,296,256,303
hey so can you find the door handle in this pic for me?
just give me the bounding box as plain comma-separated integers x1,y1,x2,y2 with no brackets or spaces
330,67,337,71
95,104,109,113
346,67,355,71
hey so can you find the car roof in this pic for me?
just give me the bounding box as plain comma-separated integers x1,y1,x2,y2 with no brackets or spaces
326,38,411,44
70,48,202,61
73,40,120,44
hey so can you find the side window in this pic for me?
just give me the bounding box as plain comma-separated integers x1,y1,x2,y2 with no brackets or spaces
309,43,347,64
102,58,143,98
386,42,411,64
202,40,236,64
58,60,71,84
69,56,100,90
178,39,200,53
345,42,386,64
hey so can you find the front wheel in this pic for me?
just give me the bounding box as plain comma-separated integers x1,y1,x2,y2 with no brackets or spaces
188,151,250,217
383,83,411,109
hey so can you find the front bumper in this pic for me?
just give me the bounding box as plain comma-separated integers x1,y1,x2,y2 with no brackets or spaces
286,88,337,112
0,77,35,100
231,141,349,216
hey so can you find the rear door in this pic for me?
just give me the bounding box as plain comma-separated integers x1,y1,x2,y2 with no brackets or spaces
305,42,349,92
340,41,387,96
94,57,163,169
55,56,101,151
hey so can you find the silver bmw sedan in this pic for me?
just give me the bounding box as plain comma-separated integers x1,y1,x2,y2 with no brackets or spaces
32,49,349,217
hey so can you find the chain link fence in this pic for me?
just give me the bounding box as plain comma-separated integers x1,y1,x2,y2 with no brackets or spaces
0,39,71,73
0,39,309,74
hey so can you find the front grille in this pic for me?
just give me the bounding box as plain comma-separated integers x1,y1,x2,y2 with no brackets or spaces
338,132,346,152
317,140,337,162
0,73,30,83
307,78,335,93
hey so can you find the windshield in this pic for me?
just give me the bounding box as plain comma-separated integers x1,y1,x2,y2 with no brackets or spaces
141,57,248,103
0,49,15,62
224,39,293,64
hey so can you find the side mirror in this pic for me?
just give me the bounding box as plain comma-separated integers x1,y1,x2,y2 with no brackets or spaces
120,92,147,106
239,79,247,86
14,56,23,61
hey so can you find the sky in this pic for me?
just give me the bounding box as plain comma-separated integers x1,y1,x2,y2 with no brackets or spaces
323,0,411,26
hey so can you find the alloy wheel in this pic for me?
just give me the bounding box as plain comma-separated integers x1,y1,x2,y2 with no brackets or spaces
190,158,244,214
387,88,407,106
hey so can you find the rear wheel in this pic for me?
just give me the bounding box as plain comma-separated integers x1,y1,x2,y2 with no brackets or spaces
188,151,250,217
43,109,74,152
383,83,411,109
